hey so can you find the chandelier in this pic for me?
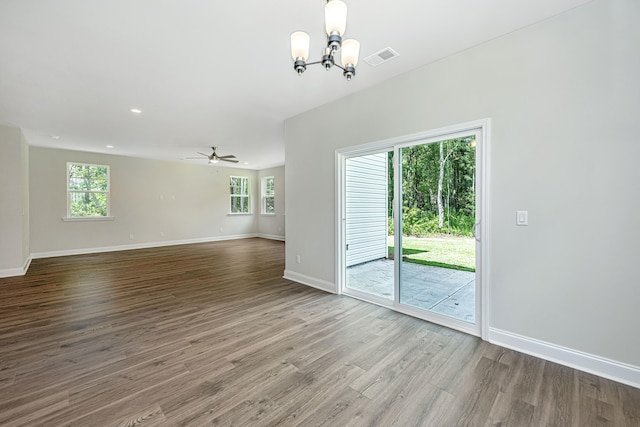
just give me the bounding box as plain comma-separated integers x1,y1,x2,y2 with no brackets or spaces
290,0,360,81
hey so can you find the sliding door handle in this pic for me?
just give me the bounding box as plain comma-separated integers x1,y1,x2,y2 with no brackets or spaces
472,222,480,242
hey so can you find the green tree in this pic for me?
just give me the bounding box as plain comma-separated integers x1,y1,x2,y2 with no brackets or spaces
395,137,475,236
68,164,109,216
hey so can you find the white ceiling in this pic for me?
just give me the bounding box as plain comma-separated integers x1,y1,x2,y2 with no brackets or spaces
0,0,592,169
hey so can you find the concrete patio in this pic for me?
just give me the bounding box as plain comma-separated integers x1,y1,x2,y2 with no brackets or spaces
346,258,475,323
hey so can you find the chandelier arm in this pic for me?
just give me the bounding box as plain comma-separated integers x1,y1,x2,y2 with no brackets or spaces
299,61,348,71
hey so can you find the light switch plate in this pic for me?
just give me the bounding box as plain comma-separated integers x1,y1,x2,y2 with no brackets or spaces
516,210,528,226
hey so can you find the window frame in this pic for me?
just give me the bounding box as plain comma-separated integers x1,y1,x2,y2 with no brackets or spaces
261,176,275,215
66,162,111,220
229,175,251,214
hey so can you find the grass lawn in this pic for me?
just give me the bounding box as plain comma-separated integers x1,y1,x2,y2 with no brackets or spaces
388,235,476,272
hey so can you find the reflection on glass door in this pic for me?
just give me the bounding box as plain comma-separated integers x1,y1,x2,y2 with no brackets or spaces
344,151,394,304
398,135,477,323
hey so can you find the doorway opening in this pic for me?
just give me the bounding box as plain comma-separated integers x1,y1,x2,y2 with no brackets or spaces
338,120,488,337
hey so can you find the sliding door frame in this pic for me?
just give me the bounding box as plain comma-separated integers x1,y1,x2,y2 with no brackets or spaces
336,119,491,339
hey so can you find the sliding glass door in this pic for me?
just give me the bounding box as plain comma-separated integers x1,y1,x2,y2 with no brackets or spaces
339,123,485,336
398,135,477,324
344,151,394,305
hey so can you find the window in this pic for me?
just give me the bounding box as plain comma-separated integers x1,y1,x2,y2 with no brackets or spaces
230,176,250,213
67,162,110,218
262,176,275,214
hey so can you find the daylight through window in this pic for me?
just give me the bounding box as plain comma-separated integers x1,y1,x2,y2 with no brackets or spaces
230,176,250,213
262,176,275,214
67,162,110,217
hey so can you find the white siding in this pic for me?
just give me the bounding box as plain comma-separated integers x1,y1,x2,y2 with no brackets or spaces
345,153,388,267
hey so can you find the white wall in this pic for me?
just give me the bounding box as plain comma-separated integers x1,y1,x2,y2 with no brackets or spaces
285,0,640,374
30,147,259,255
0,125,29,275
257,166,285,240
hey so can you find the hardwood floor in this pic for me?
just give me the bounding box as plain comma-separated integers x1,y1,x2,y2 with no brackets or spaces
0,238,638,426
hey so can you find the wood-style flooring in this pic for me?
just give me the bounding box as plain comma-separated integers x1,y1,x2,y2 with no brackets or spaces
0,238,638,426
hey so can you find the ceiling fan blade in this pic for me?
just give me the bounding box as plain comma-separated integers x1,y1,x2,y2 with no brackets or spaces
197,152,209,157
185,157,205,159
220,158,239,163
218,155,236,159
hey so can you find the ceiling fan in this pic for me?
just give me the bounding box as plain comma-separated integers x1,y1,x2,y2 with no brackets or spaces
188,146,238,164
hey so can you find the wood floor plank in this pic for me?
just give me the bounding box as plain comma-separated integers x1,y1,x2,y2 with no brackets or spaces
162,360,300,425
0,238,638,426
532,361,579,427
0,390,69,427
259,360,367,426
292,385,370,427
114,403,168,427
388,385,456,427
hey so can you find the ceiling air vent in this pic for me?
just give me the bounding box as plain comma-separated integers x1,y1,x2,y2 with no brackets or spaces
364,47,399,67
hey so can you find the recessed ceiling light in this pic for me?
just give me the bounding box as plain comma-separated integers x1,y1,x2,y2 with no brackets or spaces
106,145,114,148
243,162,249,165
51,135,60,140
129,108,143,114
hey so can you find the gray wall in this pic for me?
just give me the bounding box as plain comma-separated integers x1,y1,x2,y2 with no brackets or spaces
284,0,640,369
0,125,29,275
257,166,286,240
30,147,261,255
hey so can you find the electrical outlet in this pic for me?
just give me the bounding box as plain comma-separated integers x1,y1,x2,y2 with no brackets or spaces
129,233,134,240
296,255,301,264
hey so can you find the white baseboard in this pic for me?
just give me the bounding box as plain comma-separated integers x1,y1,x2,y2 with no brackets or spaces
30,234,259,260
22,256,32,275
0,256,33,278
489,327,640,389
256,233,285,241
283,270,336,294
0,268,23,278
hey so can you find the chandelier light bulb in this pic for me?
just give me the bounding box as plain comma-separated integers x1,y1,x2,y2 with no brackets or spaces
325,0,347,37
341,39,360,67
290,31,310,61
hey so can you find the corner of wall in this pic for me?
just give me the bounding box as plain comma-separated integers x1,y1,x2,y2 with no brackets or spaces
21,131,30,266
283,270,337,294
0,125,29,274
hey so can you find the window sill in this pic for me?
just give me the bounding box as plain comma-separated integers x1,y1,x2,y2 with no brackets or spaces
260,213,276,217
227,213,253,216
62,216,115,222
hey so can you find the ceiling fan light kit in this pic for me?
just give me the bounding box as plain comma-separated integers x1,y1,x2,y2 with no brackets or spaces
290,0,360,81
192,147,239,164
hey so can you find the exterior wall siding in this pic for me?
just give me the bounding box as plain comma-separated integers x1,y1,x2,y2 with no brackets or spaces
345,153,388,267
